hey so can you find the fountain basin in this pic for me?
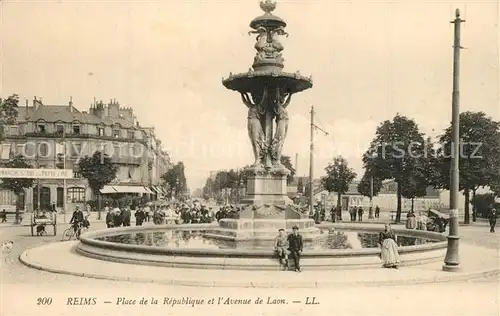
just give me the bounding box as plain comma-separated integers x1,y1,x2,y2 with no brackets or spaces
76,223,447,270
222,71,313,94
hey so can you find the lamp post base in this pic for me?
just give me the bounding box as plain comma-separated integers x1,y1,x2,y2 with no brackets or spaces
442,264,461,272
443,233,460,272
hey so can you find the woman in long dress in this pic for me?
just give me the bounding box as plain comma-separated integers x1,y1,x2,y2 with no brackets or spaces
379,224,400,269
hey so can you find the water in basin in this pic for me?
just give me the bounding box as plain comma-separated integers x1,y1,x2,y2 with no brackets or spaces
94,229,436,250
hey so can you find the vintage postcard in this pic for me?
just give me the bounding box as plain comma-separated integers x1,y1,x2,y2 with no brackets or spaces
0,0,498,315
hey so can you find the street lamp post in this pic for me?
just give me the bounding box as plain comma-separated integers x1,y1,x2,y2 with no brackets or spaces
62,131,67,223
443,8,464,272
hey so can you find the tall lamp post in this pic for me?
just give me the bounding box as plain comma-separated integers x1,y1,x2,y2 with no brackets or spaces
443,8,464,272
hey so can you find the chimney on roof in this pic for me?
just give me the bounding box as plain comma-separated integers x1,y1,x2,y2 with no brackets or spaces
25,99,29,119
33,96,38,109
69,96,73,112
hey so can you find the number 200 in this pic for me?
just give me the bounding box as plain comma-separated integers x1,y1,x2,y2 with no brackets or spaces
37,297,52,305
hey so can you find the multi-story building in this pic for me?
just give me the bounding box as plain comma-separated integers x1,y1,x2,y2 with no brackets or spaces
0,97,171,212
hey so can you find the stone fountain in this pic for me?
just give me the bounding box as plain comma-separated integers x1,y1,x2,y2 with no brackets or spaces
213,0,319,242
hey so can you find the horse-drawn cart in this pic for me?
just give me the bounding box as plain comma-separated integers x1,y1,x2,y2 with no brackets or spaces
30,212,57,236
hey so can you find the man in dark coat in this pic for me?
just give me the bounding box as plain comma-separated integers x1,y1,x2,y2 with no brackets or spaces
287,226,303,272
358,207,364,222
122,207,131,227
488,204,497,233
69,205,84,234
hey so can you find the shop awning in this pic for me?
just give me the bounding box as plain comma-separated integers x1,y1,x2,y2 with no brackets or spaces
100,186,117,194
100,185,150,194
143,187,154,194
151,186,162,194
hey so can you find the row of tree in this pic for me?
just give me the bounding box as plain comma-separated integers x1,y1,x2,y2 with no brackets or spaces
201,155,296,202
320,112,500,224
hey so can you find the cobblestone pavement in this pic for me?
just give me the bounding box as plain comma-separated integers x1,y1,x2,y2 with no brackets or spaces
1,221,499,316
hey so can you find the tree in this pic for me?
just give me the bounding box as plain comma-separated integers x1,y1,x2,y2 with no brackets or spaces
0,94,20,142
321,156,357,221
362,114,426,223
78,151,118,220
399,162,429,212
433,112,500,223
280,155,296,185
161,162,187,199
0,155,35,224
357,172,383,200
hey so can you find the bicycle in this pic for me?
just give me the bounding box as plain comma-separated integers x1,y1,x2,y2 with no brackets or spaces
61,222,86,241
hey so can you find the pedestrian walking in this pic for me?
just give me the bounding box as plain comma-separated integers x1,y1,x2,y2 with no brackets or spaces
488,204,497,233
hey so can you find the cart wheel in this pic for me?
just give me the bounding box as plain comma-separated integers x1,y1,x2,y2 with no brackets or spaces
53,224,57,236
31,225,34,236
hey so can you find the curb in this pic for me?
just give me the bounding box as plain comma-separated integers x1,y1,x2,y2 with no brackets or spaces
19,247,500,288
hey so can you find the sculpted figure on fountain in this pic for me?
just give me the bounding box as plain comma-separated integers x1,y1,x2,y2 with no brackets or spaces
241,90,267,167
270,88,291,167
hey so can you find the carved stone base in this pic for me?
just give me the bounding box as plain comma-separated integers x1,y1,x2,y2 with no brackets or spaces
241,166,291,206
204,203,324,244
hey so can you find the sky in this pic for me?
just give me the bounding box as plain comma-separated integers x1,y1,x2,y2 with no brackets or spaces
0,0,498,191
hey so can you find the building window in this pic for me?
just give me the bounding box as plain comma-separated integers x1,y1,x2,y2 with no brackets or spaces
37,124,46,133
38,143,48,157
113,129,121,138
67,187,85,203
72,143,81,157
56,187,64,207
127,130,134,139
114,144,121,157
72,125,80,135
9,126,18,136
98,127,105,136
133,144,140,156
56,124,64,134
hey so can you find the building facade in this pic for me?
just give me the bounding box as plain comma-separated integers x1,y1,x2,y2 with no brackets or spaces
0,98,171,212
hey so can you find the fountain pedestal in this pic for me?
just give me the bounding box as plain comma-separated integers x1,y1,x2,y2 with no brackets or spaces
241,167,292,206
206,168,323,243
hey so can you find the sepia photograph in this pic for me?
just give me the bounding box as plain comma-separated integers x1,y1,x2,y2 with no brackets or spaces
0,0,498,315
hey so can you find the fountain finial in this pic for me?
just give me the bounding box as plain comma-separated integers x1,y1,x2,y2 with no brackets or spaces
260,0,277,14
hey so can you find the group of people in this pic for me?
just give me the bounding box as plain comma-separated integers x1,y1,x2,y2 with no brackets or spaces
273,226,304,272
273,223,401,271
104,201,219,228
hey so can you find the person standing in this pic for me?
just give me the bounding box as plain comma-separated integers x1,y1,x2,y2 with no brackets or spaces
330,207,336,223
287,226,303,272
368,206,374,220
122,206,131,227
375,205,380,219
357,207,364,222
406,211,416,229
144,203,151,222
488,204,497,233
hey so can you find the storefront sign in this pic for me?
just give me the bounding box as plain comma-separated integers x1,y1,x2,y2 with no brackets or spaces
0,168,74,179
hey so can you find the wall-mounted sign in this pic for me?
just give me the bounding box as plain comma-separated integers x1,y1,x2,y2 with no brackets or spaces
0,168,74,179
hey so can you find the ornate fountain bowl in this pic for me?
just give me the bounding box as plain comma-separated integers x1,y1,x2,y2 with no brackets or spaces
222,70,313,94
250,13,287,30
